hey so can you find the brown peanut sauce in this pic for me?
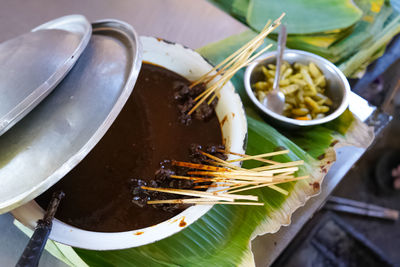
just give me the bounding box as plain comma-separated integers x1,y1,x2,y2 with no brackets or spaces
36,63,222,232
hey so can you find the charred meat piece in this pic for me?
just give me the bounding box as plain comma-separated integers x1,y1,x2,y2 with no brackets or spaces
132,144,226,212
189,143,227,164
173,81,217,125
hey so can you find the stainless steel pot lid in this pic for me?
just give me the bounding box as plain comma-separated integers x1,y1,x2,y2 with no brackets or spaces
0,15,91,136
0,19,142,214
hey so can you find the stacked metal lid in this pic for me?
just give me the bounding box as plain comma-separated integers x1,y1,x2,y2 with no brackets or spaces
0,15,142,213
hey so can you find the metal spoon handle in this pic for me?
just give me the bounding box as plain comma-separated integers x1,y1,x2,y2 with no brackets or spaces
16,221,52,267
272,25,287,92
16,191,64,267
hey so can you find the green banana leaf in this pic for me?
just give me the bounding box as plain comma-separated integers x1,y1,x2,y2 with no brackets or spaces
247,0,362,34
208,0,249,24
210,0,400,76
284,0,400,76
338,5,400,75
23,28,374,266
284,0,390,61
207,0,234,15
232,0,249,22
210,0,363,34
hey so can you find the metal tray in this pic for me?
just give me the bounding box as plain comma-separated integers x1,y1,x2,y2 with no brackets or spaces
0,19,142,213
0,15,91,136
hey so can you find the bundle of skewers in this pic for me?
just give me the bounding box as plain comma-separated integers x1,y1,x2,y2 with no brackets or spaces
143,149,309,206
142,14,301,206
188,13,285,115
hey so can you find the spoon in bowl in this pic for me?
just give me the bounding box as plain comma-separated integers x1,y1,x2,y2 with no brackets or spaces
262,25,287,114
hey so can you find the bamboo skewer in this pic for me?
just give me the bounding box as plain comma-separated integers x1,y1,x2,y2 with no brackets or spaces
200,151,299,195
140,14,316,207
251,161,304,171
141,186,258,201
187,14,285,115
191,13,284,89
189,20,274,89
266,185,289,195
193,184,233,189
142,147,310,206
147,199,264,206
141,186,234,201
149,198,227,204
259,167,299,174
211,174,300,194
171,160,229,171
228,176,309,194
187,171,273,178
199,151,243,170
219,149,280,165
172,174,289,185
191,202,264,206
226,150,289,163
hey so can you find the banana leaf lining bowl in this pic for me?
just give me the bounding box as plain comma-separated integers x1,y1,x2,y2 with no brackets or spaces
12,36,248,250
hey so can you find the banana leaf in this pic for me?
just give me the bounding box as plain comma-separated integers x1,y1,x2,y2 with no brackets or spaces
18,29,374,266
247,0,362,34
284,0,390,62
232,0,249,22
207,0,234,15
284,0,400,75
209,0,363,35
208,0,249,24
338,6,400,75
210,0,400,76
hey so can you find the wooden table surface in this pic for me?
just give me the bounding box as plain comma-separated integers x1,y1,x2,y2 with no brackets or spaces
0,0,247,48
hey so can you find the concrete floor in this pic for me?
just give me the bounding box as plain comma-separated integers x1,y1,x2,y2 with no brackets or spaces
332,116,400,264
330,51,400,264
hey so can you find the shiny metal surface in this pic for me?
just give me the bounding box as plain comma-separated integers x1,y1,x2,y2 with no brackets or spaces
0,19,142,214
245,49,351,128
266,25,286,114
0,15,91,136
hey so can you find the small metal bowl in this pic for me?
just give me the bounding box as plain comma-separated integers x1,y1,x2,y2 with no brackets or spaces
244,49,350,128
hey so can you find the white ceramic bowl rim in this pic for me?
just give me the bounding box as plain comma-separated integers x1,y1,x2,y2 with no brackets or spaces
244,49,350,126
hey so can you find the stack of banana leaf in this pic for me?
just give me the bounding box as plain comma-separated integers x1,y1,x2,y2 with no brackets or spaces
14,1,393,266
211,0,400,77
